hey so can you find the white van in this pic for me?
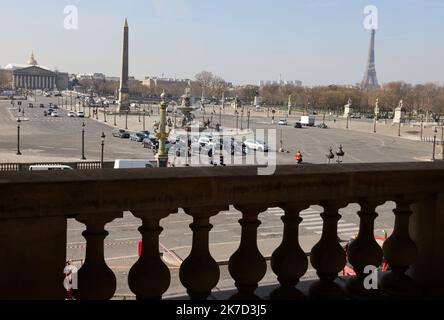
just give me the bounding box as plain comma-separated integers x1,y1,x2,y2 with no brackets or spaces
114,159,155,169
29,165,73,171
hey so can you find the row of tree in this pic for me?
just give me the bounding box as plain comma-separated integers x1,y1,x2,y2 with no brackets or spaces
237,82,444,116
74,72,444,115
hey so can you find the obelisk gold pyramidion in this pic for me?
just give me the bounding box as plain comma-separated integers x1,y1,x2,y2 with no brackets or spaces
118,18,130,112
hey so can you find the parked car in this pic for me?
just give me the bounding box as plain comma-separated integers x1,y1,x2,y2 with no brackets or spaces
50,111,59,117
278,119,288,125
39,103,45,108
294,122,303,128
28,103,34,108
142,137,159,149
130,132,146,142
317,123,328,129
76,111,85,118
67,111,76,117
198,135,213,147
244,139,269,152
112,129,130,138
52,105,58,109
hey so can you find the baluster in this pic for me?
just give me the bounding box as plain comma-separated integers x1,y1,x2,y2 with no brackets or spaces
228,205,268,300
270,203,309,300
128,209,175,300
73,212,122,300
309,201,347,299
179,206,228,300
381,198,418,297
346,199,384,298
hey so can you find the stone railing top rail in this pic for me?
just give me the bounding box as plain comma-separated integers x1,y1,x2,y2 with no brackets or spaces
1,162,444,218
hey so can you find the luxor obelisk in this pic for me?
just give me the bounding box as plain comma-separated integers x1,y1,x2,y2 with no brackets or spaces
118,18,130,112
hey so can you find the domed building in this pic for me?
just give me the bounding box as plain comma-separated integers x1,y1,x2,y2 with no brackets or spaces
0,52,69,90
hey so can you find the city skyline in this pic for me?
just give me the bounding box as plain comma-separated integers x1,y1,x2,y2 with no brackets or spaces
0,0,443,86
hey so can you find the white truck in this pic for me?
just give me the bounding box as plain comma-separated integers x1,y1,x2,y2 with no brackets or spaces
300,115,315,127
114,159,155,169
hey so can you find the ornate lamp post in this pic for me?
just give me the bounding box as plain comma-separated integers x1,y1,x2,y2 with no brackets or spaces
155,91,171,168
240,108,244,131
100,132,105,168
114,110,117,126
247,110,251,130
125,110,128,129
81,122,86,160
143,110,146,131
16,118,22,155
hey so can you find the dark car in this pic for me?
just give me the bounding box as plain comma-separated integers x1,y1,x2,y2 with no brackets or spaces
39,103,45,108
112,129,130,138
294,122,302,128
52,105,58,109
142,137,159,149
28,103,34,108
130,132,146,142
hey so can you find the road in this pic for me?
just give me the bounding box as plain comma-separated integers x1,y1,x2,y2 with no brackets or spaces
0,95,427,298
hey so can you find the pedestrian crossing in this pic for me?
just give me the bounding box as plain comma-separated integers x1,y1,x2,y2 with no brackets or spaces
257,207,360,239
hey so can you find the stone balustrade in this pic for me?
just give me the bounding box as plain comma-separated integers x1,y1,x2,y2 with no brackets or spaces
0,162,443,300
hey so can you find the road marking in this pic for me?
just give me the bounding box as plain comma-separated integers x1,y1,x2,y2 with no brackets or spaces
306,223,355,230
315,226,360,235
258,225,282,230
301,217,323,222
337,227,360,233
259,232,282,237
166,220,193,224
184,229,229,236
105,255,139,261
297,214,321,219
300,220,345,226
114,237,141,242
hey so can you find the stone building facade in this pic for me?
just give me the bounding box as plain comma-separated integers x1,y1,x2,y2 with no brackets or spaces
1,53,69,90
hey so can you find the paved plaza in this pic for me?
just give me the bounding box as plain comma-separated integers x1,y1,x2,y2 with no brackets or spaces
1,95,440,297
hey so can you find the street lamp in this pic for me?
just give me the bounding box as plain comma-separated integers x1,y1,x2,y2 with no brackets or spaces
125,110,128,129
432,127,438,161
247,110,251,130
100,132,105,168
114,110,117,126
240,109,244,131
16,118,22,155
81,122,86,160
143,110,146,131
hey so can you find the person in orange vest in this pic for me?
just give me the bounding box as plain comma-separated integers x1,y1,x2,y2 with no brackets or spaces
294,150,303,164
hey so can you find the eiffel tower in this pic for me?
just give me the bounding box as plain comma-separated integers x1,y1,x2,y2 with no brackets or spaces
361,29,379,90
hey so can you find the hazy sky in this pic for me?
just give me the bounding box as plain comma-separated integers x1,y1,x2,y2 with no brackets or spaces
0,0,443,86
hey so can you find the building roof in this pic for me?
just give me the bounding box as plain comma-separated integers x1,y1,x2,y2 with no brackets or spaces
3,52,52,72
